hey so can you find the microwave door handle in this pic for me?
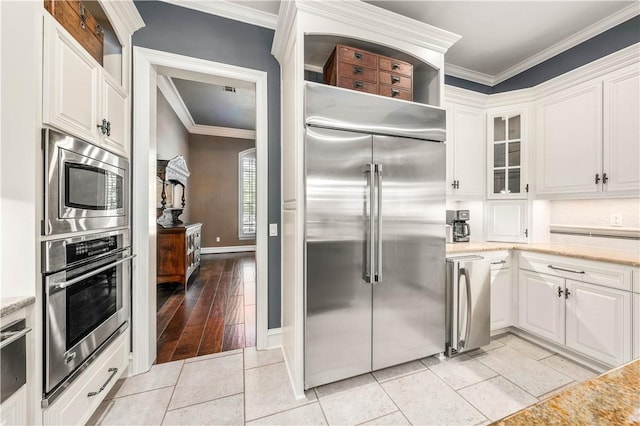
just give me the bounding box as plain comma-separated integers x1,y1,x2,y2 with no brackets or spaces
55,254,136,290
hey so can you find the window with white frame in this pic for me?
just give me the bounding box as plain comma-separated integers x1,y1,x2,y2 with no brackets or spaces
238,148,256,239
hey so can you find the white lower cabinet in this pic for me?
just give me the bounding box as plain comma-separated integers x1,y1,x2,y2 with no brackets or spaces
518,253,633,367
0,385,27,426
518,270,565,344
565,280,632,366
490,267,511,331
43,330,128,426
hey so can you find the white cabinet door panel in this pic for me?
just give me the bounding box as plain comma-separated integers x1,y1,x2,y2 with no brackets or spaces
565,280,632,366
101,76,128,157
603,64,640,194
518,270,565,344
486,200,527,242
43,19,100,143
444,104,455,196
536,83,602,196
490,268,511,331
452,106,484,198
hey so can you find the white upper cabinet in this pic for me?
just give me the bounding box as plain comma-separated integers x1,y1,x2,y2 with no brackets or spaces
485,200,528,242
536,81,603,197
487,112,527,198
42,5,139,159
445,103,485,199
43,18,100,143
602,64,640,195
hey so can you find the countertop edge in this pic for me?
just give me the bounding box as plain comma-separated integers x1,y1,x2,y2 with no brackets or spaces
446,243,639,267
1,296,36,318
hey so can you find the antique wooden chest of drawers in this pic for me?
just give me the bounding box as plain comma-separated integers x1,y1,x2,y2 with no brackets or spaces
323,44,413,101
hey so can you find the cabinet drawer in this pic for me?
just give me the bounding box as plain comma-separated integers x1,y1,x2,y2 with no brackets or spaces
336,77,377,95
337,61,377,83
379,56,412,77
378,85,411,101
336,45,378,69
519,252,632,291
480,251,511,270
44,330,128,426
378,71,412,90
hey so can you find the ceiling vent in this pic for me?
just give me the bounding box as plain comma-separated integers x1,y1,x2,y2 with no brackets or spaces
222,86,237,93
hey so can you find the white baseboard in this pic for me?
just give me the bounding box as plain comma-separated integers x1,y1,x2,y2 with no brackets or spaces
266,328,282,349
201,245,256,254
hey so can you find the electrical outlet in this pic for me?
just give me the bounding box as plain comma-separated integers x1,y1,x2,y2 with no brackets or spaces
269,223,278,237
216,236,221,242
610,213,623,227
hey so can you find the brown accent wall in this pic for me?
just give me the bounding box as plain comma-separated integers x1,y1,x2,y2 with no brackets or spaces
188,134,256,248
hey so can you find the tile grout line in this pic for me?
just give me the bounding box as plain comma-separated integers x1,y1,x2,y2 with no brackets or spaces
376,380,411,425
165,391,245,415
244,359,285,371
244,395,318,423
160,360,187,425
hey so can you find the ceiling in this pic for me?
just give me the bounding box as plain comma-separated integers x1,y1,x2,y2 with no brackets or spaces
172,78,256,130
161,0,637,128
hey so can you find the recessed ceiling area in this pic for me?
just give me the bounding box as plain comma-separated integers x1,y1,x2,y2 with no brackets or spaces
171,78,256,130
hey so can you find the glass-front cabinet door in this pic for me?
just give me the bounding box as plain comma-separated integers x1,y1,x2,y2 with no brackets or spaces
488,112,526,198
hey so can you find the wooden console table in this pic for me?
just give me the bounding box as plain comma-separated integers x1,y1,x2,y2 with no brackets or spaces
157,223,202,288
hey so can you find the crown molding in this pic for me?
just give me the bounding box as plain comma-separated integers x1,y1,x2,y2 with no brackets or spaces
294,0,461,54
493,3,640,85
99,0,145,42
191,125,256,139
443,85,490,108
157,75,256,139
271,0,297,62
445,63,495,86
159,0,278,29
157,74,196,130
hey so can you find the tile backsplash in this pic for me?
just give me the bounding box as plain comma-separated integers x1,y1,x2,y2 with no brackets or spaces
550,199,640,228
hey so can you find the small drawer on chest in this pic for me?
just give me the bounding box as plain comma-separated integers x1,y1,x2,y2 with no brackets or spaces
379,56,413,77
335,45,378,68
378,85,411,101
379,71,412,90
336,77,378,95
337,62,377,83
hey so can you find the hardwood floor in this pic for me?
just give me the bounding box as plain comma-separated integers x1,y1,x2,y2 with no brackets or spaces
155,252,256,364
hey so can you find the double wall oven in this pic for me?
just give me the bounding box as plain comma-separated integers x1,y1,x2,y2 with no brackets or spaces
41,128,132,404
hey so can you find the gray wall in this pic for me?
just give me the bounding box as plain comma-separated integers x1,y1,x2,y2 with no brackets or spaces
134,1,282,328
446,15,640,94
157,89,191,221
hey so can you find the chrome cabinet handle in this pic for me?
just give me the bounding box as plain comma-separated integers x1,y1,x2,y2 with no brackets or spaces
491,260,506,265
0,326,31,349
458,267,472,349
87,368,118,397
364,164,375,284
547,265,585,275
375,164,383,283
55,254,136,290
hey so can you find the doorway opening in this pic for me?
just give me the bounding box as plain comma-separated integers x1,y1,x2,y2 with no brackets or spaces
132,47,269,374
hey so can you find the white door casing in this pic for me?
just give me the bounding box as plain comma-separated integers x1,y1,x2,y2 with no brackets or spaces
132,47,270,376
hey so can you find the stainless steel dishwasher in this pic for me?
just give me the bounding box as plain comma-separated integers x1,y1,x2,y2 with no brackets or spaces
446,255,490,356
1,318,31,403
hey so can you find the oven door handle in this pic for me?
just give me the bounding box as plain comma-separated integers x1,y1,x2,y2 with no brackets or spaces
55,254,136,290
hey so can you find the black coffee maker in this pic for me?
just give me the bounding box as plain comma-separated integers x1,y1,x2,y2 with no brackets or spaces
446,210,471,242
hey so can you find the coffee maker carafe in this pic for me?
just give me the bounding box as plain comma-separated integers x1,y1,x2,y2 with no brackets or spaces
446,210,471,242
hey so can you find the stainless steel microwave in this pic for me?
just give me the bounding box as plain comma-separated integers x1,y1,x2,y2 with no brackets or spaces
43,128,129,235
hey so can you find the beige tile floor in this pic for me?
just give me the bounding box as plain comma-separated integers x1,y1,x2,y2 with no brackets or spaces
88,333,597,425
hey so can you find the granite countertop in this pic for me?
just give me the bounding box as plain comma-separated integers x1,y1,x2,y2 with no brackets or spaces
495,359,640,425
446,242,640,267
1,296,36,318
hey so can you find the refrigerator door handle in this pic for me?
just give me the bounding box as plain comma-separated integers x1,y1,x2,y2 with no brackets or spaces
375,164,383,283
364,164,376,284
458,267,472,349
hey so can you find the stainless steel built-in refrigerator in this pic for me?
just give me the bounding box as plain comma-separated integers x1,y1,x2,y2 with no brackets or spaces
304,83,446,389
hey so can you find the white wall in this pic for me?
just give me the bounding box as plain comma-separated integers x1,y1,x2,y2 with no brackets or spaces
1,1,41,298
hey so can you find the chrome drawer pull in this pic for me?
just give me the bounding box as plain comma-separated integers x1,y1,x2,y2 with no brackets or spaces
87,368,118,397
547,265,585,274
353,81,364,89
391,89,400,97
491,260,507,265
391,62,400,70
353,66,363,74
391,75,401,83
354,52,364,60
